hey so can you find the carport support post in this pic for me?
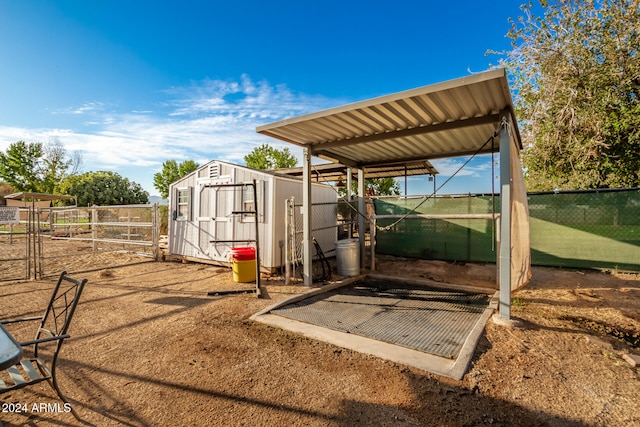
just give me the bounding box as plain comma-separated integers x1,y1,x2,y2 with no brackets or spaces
498,110,512,320
358,168,365,269
347,168,353,238
302,147,313,287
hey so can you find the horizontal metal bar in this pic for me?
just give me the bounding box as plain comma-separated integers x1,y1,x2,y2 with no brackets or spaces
374,213,500,220
310,114,501,153
88,222,154,227
50,237,153,246
203,183,255,188
20,334,69,346
83,204,153,209
0,316,42,325
215,240,256,244
293,202,342,207
311,224,341,232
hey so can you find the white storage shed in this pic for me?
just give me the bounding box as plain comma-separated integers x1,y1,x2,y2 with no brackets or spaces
168,160,337,271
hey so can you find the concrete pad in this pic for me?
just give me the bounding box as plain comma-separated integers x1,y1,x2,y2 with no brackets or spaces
252,275,498,380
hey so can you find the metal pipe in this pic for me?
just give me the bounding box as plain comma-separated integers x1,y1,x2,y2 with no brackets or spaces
284,198,290,286
498,110,512,321
358,169,365,269
302,148,312,286
253,179,262,297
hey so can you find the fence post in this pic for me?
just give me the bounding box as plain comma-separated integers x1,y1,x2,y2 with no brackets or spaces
498,110,512,321
152,203,159,260
371,217,376,272
91,207,97,252
358,168,365,269
302,148,313,286
285,198,291,285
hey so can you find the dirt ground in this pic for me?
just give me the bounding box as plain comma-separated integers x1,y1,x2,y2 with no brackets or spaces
0,241,639,426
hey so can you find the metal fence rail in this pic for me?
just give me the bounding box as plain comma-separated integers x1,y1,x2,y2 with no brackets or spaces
46,205,157,247
0,208,31,281
1,204,160,280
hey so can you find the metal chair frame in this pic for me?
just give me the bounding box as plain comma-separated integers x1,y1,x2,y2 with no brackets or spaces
0,270,87,415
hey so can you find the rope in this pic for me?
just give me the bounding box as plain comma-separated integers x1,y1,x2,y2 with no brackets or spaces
307,121,508,231
376,127,503,232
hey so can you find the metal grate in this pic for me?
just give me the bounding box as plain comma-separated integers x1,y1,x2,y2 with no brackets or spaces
271,278,490,359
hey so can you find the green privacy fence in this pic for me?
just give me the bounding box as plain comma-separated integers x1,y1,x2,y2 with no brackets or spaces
374,195,499,263
373,188,640,271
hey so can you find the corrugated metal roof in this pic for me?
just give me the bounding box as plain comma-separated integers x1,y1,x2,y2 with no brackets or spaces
257,69,520,168
276,160,438,183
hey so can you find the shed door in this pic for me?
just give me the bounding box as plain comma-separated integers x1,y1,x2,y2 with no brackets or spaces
197,178,234,261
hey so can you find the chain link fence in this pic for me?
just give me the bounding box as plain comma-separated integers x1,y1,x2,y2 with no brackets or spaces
284,198,354,283
374,195,498,263
527,188,640,270
45,204,158,250
374,188,640,271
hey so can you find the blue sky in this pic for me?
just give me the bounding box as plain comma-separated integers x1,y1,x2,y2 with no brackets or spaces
0,1,526,198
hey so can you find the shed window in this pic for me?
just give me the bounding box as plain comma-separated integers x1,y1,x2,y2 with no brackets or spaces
176,187,191,220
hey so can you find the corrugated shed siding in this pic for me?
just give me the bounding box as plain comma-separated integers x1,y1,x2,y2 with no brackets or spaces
272,177,338,265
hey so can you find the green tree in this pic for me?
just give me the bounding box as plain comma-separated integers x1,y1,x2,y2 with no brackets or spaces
365,177,401,196
339,177,401,197
497,0,640,190
153,159,198,199
0,140,81,193
244,144,297,170
40,140,81,194
60,171,149,206
0,141,43,192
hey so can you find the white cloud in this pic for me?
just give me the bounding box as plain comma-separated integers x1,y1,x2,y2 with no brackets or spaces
431,154,497,178
51,101,107,116
0,75,339,195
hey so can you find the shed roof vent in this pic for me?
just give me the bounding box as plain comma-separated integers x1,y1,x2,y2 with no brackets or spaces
209,164,219,179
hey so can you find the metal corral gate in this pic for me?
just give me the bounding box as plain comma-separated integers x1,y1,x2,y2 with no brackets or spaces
33,204,160,279
0,207,32,281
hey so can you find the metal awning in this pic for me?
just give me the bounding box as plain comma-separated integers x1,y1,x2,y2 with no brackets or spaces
257,68,521,167
256,68,529,321
275,160,438,183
